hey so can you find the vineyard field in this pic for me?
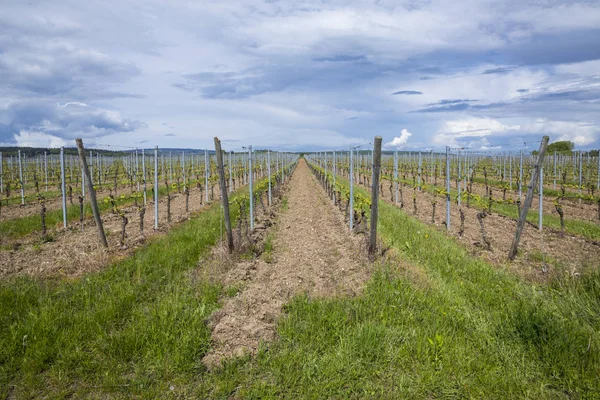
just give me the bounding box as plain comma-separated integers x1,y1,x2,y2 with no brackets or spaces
0,141,599,399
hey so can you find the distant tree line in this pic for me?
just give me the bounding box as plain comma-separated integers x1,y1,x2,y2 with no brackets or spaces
532,140,598,156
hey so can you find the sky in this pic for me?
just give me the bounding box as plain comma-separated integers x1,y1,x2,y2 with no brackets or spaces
1,0,600,152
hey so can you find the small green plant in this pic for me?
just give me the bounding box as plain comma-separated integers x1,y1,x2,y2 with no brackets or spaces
262,232,275,263
281,197,289,212
225,285,241,297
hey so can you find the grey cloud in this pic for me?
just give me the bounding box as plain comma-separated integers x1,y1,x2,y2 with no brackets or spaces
0,46,140,98
0,7,146,142
0,101,146,143
392,90,423,95
427,99,477,106
529,89,600,102
173,59,386,99
482,67,514,75
0,10,141,101
415,103,472,113
503,29,600,66
313,55,366,62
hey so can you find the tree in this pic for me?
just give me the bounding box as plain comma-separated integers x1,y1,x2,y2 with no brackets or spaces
590,149,599,157
533,140,574,155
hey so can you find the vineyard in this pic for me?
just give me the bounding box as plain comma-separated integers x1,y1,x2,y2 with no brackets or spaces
307,144,600,279
0,145,295,277
1,137,599,398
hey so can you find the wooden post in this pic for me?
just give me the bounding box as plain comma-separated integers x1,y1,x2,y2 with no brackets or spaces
229,151,233,193
349,146,354,230
60,147,67,228
446,146,451,230
369,136,382,255
154,146,159,230
267,149,272,206
248,145,254,231
214,137,234,252
508,136,549,260
142,148,147,206
76,138,108,248
18,150,24,205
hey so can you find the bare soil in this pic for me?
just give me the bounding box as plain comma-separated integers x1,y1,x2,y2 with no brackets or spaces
375,178,600,282
453,180,599,224
0,184,225,279
375,170,600,224
202,159,370,368
0,184,135,221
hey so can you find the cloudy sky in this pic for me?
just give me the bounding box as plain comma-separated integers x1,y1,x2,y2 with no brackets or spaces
1,0,600,151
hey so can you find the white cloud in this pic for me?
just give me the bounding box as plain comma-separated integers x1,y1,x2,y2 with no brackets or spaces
521,119,599,146
442,117,520,137
384,129,412,149
11,131,67,148
433,116,600,149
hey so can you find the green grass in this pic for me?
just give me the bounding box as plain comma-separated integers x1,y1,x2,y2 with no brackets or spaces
262,232,275,263
0,180,268,398
2,189,62,207
2,163,599,398
190,162,600,398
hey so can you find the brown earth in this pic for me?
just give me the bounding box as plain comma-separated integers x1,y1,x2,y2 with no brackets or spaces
0,181,217,221
0,172,269,280
374,169,599,224
0,186,221,279
451,179,599,224
202,159,370,368
373,178,600,281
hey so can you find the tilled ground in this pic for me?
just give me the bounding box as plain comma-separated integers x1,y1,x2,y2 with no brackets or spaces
203,159,370,367
0,186,224,279
374,171,599,224
373,177,600,281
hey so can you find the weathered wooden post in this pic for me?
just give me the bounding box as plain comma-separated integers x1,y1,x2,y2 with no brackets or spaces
519,149,523,201
446,146,451,230
44,151,48,192
349,146,354,230
18,150,24,205
333,151,337,203
267,149,272,206
76,139,108,248
369,136,382,255
60,147,67,228
394,150,399,203
142,148,147,206
539,163,543,231
215,137,234,252
229,151,233,193
204,149,209,203
248,145,254,231
508,136,549,260
154,146,159,230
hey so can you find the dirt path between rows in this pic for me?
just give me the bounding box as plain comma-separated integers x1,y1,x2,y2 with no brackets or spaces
203,159,370,367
